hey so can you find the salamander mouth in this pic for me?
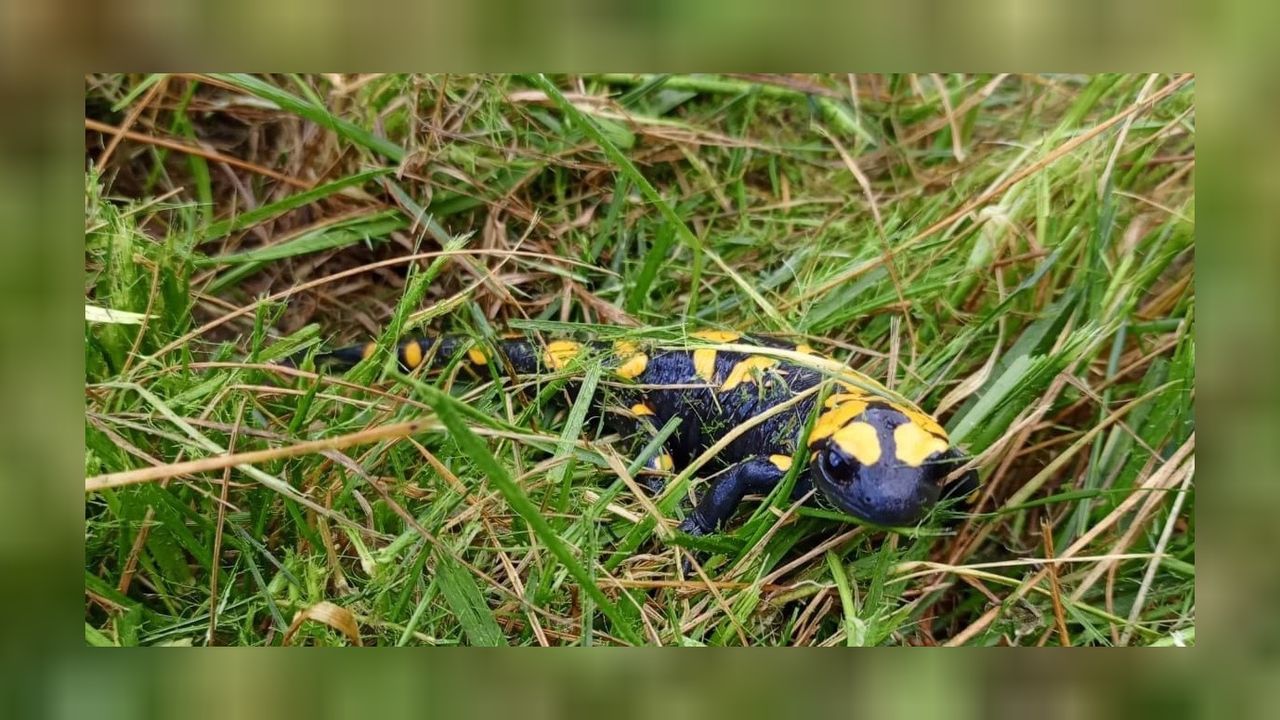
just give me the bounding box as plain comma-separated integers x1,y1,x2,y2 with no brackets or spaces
812,458,934,527
812,457,873,521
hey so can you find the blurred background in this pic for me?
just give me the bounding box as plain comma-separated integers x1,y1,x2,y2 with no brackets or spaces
0,0,1272,712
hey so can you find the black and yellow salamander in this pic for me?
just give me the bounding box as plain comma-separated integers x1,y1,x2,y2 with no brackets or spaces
297,330,978,535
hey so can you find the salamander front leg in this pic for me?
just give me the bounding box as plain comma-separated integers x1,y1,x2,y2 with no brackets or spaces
677,456,788,536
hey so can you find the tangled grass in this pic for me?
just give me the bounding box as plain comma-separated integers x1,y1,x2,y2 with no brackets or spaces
85,73,1194,646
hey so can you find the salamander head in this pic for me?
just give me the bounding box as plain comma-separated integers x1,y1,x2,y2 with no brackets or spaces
807,401,976,526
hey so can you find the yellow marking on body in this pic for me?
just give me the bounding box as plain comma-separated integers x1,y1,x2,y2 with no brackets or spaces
361,342,377,360
720,356,780,391
643,452,674,473
544,340,583,370
769,454,793,472
630,403,655,417
894,422,950,467
832,421,882,465
401,341,423,369
795,344,817,355
616,353,648,379
466,346,488,365
693,348,718,383
692,330,741,343
824,392,872,409
808,400,870,445
836,381,875,397
612,340,648,380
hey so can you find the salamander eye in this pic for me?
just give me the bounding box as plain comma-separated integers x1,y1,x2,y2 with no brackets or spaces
820,448,861,485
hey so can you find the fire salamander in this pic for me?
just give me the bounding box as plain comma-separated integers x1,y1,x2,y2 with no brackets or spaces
300,330,978,535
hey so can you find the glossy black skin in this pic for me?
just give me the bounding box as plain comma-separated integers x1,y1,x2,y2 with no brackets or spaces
305,334,977,535
627,340,822,471
602,342,975,533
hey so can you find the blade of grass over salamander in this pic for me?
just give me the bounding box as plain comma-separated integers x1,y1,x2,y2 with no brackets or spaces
410,380,644,645
553,363,602,512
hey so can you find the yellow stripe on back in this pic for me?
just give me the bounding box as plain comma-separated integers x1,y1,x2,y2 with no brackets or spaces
809,400,869,445
693,348,717,383
544,340,583,370
720,356,780,391
616,354,648,379
824,392,871,409
692,330,741,342
690,331,742,384
612,340,648,380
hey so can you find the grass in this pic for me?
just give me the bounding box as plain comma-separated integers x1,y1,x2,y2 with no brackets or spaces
84,73,1195,647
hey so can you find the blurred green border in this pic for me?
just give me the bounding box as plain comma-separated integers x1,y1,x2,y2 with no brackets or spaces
6,0,1267,712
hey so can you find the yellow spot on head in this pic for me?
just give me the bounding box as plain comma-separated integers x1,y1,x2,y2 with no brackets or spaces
721,356,780,391
809,400,869,445
832,421,882,465
466,346,488,365
769,454,793,472
896,406,947,440
361,342,377,360
401,341,423,369
893,423,950,467
630,403,655,417
692,330,741,343
693,348,718,383
544,340,582,370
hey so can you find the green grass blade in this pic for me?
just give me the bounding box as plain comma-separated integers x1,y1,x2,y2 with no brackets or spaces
208,74,406,162
199,210,407,266
202,168,394,242
412,381,644,645
529,74,789,330
433,549,506,646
